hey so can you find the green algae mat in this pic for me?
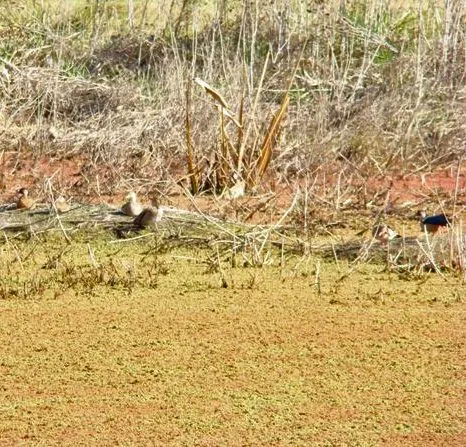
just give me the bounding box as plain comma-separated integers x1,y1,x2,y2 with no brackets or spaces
0,230,464,446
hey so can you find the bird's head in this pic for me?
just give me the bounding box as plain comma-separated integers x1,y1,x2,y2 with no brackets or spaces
416,209,427,221
126,191,137,202
17,187,29,197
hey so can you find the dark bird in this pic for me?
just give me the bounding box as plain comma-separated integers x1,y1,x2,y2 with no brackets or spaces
418,210,451,234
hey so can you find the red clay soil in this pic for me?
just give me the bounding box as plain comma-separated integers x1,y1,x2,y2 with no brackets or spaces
1,152,465,221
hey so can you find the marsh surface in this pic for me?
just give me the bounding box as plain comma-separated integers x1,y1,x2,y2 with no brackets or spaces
0,233,464,446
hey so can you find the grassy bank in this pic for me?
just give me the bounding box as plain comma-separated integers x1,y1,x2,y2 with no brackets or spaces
0,0,464,199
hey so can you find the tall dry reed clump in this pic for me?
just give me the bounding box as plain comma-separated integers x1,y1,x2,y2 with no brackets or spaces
0,0,464,197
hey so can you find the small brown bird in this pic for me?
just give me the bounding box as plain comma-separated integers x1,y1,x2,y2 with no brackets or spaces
223,179,245,200
54,196,70,213
121,191,143,217
372,223,401,245
133,206,164,229
16,187,34,210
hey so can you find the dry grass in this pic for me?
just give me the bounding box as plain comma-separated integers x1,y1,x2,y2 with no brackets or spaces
0,0,464,200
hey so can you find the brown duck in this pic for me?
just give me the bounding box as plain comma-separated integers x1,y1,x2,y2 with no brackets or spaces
54,196,70,213
121,191,143,217
134,206,164,229
16,188,35,210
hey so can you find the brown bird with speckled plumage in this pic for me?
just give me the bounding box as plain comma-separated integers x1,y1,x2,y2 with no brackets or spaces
121,192,143,217
54,196,70,213
134,206,164,229
16,188,35,210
